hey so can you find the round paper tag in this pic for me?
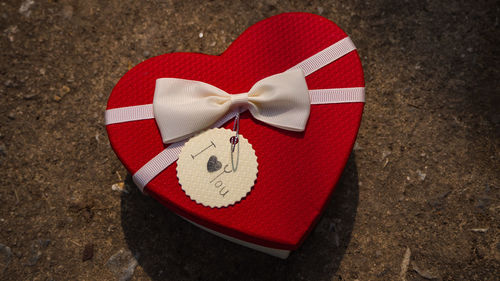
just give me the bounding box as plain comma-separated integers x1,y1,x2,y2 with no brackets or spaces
176,128,258,208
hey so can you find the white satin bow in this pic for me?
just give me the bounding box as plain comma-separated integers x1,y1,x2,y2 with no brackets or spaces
153,69,310,143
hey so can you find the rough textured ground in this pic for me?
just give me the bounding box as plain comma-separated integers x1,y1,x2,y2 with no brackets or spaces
0,0,499,280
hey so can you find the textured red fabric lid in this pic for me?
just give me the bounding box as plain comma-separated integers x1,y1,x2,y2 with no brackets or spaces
106,13,364,250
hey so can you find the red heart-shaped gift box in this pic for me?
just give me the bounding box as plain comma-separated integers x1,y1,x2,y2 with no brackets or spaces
106,12,364,258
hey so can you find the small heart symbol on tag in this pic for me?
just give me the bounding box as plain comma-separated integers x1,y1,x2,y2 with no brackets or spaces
207,155,222,173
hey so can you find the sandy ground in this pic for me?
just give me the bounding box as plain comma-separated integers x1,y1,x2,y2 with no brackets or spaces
0,0,499,280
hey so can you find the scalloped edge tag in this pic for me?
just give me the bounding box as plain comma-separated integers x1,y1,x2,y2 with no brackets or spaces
177,128,258,208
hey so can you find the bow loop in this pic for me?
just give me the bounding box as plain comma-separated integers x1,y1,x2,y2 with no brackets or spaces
153,69,310,144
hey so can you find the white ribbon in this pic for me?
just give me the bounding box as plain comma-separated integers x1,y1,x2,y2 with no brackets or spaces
153,69,310,144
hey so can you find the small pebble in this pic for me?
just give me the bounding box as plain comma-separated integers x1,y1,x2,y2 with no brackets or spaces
27,250,42,266
0,144,6,156
82,244,94,261
39,239,50,248
62,5,73,19
19,0,35,17
476,198,487,210
106,248,139,281
198,32,204,38
328,222,336,232
416,169,426,181
4,79,13,87
412,262,439,280
61,85,70,95
112,182,128,193
381,150,391,160
353,142,362,151
0,243,12,273
4,26,18,42
23,92,38,100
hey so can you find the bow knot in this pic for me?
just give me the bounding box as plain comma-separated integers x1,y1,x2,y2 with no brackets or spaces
230,93,249,109
153,69,311,144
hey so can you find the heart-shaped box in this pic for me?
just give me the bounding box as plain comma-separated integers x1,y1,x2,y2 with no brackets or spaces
106,13,364,258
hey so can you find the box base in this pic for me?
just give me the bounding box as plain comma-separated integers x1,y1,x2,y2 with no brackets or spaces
180,216,291,259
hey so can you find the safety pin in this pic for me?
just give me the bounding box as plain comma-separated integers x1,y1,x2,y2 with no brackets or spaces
230,109,240,172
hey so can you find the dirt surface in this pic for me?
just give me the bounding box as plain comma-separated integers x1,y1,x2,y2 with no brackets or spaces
1,0,499,280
